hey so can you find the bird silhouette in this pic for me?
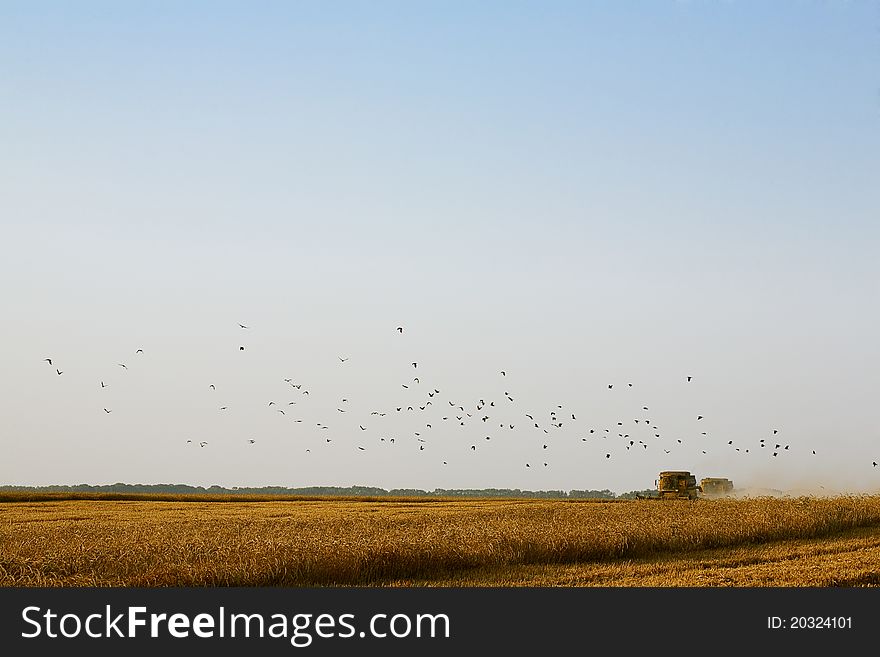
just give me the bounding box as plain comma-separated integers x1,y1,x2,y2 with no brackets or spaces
118,363,127,369
687,376,692,382
44,358,52,365
103,408,111,413
240,346,244,351
56,369,63,375
397,326,403,333
248,439,255,444
239,323,248,329
136,349,143,354
101,381,107,388
338,356,349,362
412,362,417,368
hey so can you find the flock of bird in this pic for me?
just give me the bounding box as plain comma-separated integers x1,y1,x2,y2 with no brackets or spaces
42,323,877,473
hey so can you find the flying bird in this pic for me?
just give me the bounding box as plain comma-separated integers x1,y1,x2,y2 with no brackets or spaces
239,323,248,329
44,358,52,365
136,349,143,354
338,356,349,362
397,327,403,333
209,384,215,390
56,369,63,375
103,408,111,413
240,346,245,351
687,376,692,382
101,381,107,388
248,439,255,444
412,362,417,368
118,363,127,369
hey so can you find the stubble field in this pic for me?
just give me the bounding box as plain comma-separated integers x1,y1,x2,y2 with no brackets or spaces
2,494,880,587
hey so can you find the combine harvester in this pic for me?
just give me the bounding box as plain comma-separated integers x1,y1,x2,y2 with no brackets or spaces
700,477,735,498
637,471,735,500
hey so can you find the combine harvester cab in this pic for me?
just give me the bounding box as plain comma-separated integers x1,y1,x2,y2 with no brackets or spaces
700,477,734,499
657,471,702,500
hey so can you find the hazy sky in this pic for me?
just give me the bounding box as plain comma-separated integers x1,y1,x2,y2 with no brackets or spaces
2,1,878,493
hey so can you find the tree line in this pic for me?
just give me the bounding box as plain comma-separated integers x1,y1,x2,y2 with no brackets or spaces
0,483,656,499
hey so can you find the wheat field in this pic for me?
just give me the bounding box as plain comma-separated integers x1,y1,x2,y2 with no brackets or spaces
2,494,880,586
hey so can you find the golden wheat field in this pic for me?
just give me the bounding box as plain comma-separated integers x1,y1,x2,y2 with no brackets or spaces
2,494,880,587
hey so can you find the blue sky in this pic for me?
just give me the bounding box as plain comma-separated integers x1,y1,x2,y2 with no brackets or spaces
1,1,877,493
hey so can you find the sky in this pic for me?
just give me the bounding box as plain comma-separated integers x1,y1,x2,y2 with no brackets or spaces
1,1,878,494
